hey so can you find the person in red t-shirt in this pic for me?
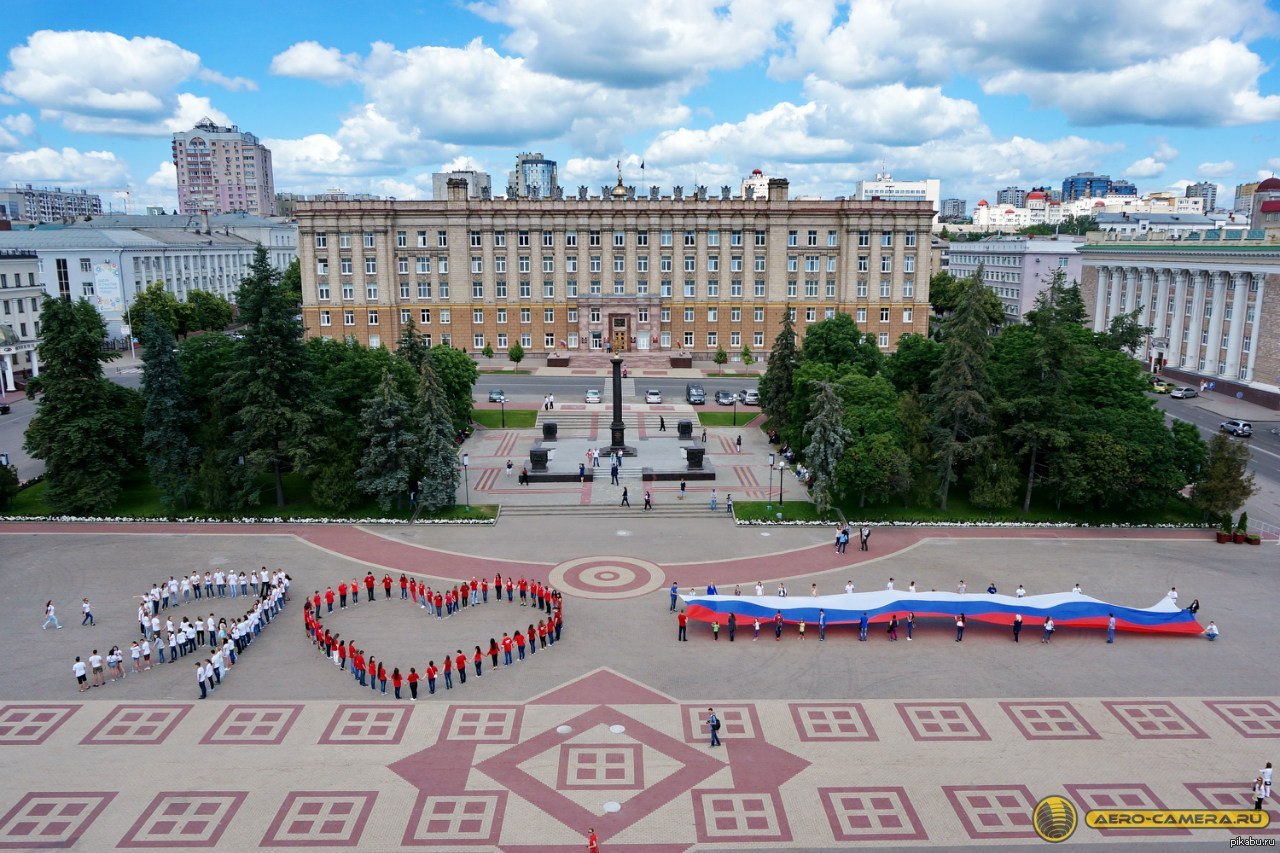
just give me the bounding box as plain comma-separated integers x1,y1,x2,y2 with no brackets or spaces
377,662,387,693
442,653,453,689
587,827,600,852
408,577,417,605
554,611,562,641
455,650,467,684
382,574,392,599
352,651,365,686
505,579,514,603
363,573,376,601
407,667,419,700
494,573,502,601
527,623,537,655
434,592,444,618
392,667,403,699
312,591,321,613
481,578,489,603
338,640,347,670
538,620,548,648
338,581,348,609
399,574,409,600
473,645,483,678
324,587,335,613
518,577,529,606
502,633,513,665
677,611,688,641
515,629,527,660
425,661,437,694
469,578,478,606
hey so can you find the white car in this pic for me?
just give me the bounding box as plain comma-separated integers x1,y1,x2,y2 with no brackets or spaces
1169,387,1198,399
645,389,662,404
584,389,602,403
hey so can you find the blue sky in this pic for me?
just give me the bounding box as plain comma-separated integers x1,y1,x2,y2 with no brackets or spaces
2,0,1279,213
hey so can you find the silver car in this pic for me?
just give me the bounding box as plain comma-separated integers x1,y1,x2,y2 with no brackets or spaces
740,388,760,405
584,389,602,403
1169,386,1198,399
645,389,662,404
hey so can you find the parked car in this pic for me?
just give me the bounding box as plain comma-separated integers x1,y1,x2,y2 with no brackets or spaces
1151,380,1174,394
1169,387,1198,399
685,383,706,404
645,389,662,404
714,390,737,405
487,389,506,402
740,388,760,405
1220,419,1253,437
584,388,602,403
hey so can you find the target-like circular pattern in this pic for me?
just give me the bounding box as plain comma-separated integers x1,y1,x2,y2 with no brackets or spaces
549,556,666,600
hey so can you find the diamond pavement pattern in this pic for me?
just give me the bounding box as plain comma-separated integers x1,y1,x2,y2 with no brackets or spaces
943,785,1038,839
1204,700,1280,738
118,791,246,848
897,702,990,742
999,701,1100,741
0,792,115,850
80,704,192,745
790,703,878,742
0,705,78,746
261,791,377,847
317,705,412,745
402,792,506,846
199,704,302,745
440,705,523,743
692,789,791,844
1102,700,1208,739
1065,783,1191,836
819,786,927,842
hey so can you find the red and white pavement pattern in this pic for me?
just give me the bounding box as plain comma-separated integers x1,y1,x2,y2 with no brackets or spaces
3,674,1279,849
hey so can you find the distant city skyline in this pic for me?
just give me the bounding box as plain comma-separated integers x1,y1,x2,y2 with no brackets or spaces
0,2,1278,214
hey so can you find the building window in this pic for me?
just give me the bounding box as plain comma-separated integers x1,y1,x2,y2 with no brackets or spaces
366,284,379,300
754,307,764,322
806,229,817,247
787,257,798,273
684,308,695,322
590,279,602,295
340,258,353,275
440,309,451,324
613,230,625,247
881,231,893,247
399,283,410,299
754,331,764,347
787,230,798,247
565,230,577,248
707,280,719,297
661,308,671,322
857,281,868,297
590,308,601,323
396,258,408,275
473,333,485,349
684,331,695,347
880,256,892,274
543,230,554,248
318,284,330,300
1244,336,1252,352
707,331,718,347
754,230,766,247
437,230,448,248
905,231,917,247
319,311,331,326
878,332,889,348
879,307,890,323
416,257,430,274
637,256,649,273
416,231,427,248
805,307,816,322
520,257,532,274
708,307,718,322
343,310,355,326
566,256,577,273
755,280,766,297
496,333,507,349
856,307,867,323
496,308,507,324
315,234,328,248
903,308,913,323
568,281,578,297
544,281,555,298
787,280,798,298
904,255,915,273
638,309,649,322
368,310,379,326
365,257,377,274
341,283,354,300
545,333,556,348
589,230,602,247
637,279,649,295
340,234,352,249
614,280,625,295
827,230,838,247
494,231,506,248
708,230,720,247
637,231,649,247
520,281,531,298
858,230,870,247
496,280,508,298
683,282,696,298
731,230,743,247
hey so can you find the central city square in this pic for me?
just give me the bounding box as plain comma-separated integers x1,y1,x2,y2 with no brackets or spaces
1,415,1276,851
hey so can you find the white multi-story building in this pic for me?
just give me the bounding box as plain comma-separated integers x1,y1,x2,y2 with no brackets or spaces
74,213,297,271
854,172,941,223
0,249,43,388
0,185,103,223
947,236,1083,321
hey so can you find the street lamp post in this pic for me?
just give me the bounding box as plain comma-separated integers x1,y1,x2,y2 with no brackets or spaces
767,452,775,510
778,459,785,509
461,452,470,511
500,397,506,429
733,398,738,427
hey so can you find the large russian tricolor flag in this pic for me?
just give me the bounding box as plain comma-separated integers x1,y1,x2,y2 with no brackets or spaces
681,590,1203,635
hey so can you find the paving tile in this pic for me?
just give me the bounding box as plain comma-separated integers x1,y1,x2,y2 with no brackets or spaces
999,701,1100,741
1185,782,1280,835
1064,783,1190,836
897,702,990,742
118,791,246,848
1204,700,1280,738
402,791,506,846
818,786,927,842
80,704,191,745
317,705,412,745
1102,700,1207,739
789,703,878,742
0,705,78,747
199,704,303,746
261,791,377,847
943,785,1038,840
0,792,114,850
692,789,791,844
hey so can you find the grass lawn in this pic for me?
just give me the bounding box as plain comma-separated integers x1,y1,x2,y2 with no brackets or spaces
9,471,498,521
697,411,760,427
472,408,538,428
709,371,762,378
478,368,532,374
733,502,826,522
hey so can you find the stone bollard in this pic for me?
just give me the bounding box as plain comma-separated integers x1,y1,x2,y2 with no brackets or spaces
685,446,705,469
542,421,558,442
677,419,693,440
530,446,549,472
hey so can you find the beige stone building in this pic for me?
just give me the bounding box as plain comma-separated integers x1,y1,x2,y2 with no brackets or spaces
295,178,933,360
1079,228,1280,408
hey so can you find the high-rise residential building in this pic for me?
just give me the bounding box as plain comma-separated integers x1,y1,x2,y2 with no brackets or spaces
0,185,103,223
939,198,967,221
295,177,934,356
996,186,1027,207
1184,181,1218,211
507,152,558,199
432,170,492,200
947,236,1083,322
740,169,771,200
1234,181,1261,214
1061,172,1117,200
853,171,941,223
171,117,276,216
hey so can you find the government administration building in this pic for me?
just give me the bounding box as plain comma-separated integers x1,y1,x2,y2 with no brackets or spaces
296,178,934,357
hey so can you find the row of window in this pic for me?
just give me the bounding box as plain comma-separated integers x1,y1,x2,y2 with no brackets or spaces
315,278,916,302
1178,355,1252,380
0,272,38,288
315,229,919,251
316,253,917,278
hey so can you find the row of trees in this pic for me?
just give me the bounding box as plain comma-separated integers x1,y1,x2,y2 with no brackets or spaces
761,269,1256,518
25,248,476,516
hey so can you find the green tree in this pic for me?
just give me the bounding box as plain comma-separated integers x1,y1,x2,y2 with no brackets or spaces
140,313,198,511
416,360,461,514
834,372,911,507
799,312,882,376
803,381,852,513
1192,433,1257,518
127,282,180,335
1169,419,1207,486
740,345,754,366
428,344,479,431
507,341,525,369
178,333,238,510
883,332,942,394
24,297,142,514
396,315,431,375
482,343,494,364
930,267,1005,330
896,391,939,507
356,371,422,512
1100,307,1152,354
220,247,319,507
185,290,233,333
760,311,798,431
280,257,302,305
927,272,994,510
0,462,17,510
713,344,728,374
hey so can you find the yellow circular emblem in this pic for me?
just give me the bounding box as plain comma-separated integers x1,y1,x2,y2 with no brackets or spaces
1033,795,1078,843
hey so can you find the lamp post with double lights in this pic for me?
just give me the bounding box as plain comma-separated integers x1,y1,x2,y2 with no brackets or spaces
767,452,775,510
461,452,470,510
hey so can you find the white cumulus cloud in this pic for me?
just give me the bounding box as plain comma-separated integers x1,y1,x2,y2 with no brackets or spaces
1197,160,1236,178
1125,157,1167,179
269,41,362,84
0,146,129,187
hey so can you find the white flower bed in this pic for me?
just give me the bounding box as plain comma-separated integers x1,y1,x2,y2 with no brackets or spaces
735,518,1211,529
0,515,495,525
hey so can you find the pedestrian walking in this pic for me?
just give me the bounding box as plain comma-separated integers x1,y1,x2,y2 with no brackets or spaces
659,416,667,432
1041,617,1055,643
42,600,61,629
548,394,554,410
73,657,88,692
735,435,742,452
677,611,687,641
707,708,722,747
506,459,513,477
859,525,871,551
679,480,686,500
610,464,619,485
1254,777,1268,811
709,489,718,511
1013,613,1023,642
700,427,707,443
643,490,653,511
588,827,600,852
620,487,630,507
592,448,601,468
1107,614,1116,643
81,598,94,626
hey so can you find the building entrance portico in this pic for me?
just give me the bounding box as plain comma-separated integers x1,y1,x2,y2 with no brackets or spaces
610,315,628,353
577,296,664,354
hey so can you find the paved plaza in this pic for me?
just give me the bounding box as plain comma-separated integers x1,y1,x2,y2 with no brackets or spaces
0,502,1277,852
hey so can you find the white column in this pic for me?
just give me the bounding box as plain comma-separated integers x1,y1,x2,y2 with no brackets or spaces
1224,272,1249,378
1122,267,1139,315
29,349,38,377
1204,272,1228,374
1246,275,1264,382
1138,268,1154,325
1167,269,1188,366
1184,271,1206,371
1152,269,1171,339
1092,265,1109,331
1107,266,1124,322
1,354,13,392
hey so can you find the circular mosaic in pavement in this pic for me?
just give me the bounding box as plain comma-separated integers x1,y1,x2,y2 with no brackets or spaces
548,556,665,600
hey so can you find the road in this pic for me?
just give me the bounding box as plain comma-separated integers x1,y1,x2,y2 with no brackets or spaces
477,373,759,404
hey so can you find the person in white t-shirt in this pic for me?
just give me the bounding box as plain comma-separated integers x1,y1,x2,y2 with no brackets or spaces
196,662,208,699
1168,587,1178,604
908,581,917,593
845,581,854,594
1072,583,1082,594
886,578,895,590
88,650,104,687
72,657,88,692
1016,585,1026,598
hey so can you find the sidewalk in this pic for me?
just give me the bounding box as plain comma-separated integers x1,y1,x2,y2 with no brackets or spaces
1186,393,1280,423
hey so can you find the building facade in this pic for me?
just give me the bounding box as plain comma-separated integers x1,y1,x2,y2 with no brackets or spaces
854,172,940,224
996,187,1027,207
0,249,43,386
507,153,558,199
432,171,493,200
947,236,1083,321
295,179,934,357
939,198,967,221
1235,181,1261,214
74,213,297,271
172,117,276,216
1061,172,1136,201
1079,229,1280,406
1185,181,1218,211
0,185,102,223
